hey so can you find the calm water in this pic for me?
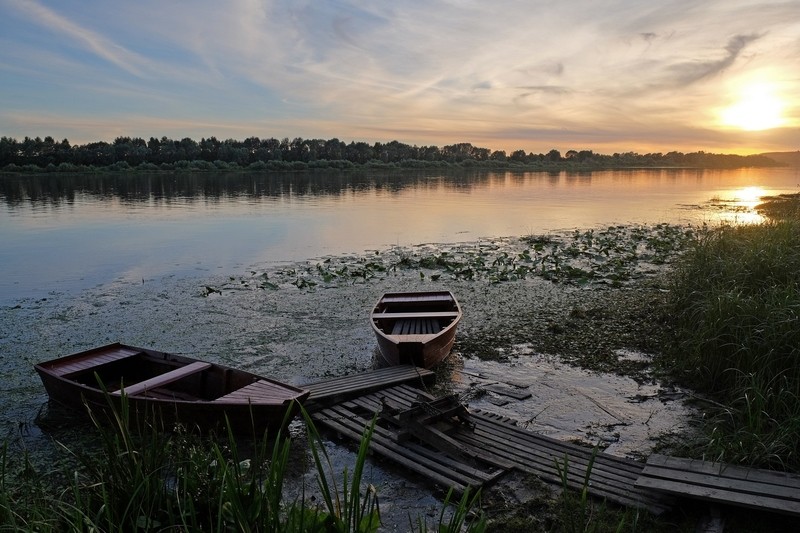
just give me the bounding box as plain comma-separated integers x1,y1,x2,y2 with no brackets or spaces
1,167,798,304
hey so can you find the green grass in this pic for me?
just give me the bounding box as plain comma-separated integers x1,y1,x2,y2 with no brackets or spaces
665,195,800,471
0,395,489,532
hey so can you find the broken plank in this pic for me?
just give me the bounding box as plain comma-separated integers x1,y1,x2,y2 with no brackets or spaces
484,384,532,400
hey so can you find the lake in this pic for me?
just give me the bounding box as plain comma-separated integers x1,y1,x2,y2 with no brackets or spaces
1,167,798,305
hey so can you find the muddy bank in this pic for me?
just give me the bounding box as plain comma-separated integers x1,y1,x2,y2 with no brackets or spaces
0,229,697,527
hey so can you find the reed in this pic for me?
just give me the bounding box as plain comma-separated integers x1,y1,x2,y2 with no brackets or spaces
553,449,631,533
666,199,800,470
0,394,492,531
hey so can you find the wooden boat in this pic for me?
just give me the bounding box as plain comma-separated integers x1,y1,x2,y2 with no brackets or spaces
34,342,309,434
370,291,462,368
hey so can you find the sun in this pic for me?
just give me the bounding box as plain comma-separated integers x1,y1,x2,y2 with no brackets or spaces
721,83,786,131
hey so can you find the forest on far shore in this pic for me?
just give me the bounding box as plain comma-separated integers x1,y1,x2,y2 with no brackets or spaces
0,134,783,173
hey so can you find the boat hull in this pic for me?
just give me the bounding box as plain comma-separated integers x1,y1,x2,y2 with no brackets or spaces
370,291,462,368
34,343,309,435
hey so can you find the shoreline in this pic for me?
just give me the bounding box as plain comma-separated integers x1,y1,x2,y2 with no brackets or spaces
1,225,698,526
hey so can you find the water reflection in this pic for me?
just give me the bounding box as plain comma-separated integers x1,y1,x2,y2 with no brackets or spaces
2,168,759,207
1,168,798,303
1,170,486,206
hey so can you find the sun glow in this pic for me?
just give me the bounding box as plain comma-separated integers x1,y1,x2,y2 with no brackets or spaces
721,83,786,131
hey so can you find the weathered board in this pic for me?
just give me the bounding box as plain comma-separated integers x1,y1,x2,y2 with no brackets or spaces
463,409,672,514
115,361,211,396
303,365,435,411
635,454,800,517
312,385,506,492
311,384,673,515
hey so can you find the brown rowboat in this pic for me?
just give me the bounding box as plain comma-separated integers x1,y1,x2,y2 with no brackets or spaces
34,342,309,434
370,291,462,368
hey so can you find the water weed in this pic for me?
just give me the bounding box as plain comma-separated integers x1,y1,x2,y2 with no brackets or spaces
202,224,693,297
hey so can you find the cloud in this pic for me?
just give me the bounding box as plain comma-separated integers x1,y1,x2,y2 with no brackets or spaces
666,33,764,86
0,1,798,154
4,0,153,78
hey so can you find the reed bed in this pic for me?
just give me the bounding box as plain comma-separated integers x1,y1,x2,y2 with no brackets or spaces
666,194,800,470
0,396,487,532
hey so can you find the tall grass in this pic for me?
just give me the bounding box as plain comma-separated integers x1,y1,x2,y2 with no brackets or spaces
553,449,634,533
0,396,487,531
666,197,800,470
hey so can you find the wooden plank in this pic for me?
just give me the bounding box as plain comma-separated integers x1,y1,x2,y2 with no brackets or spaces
313,406,475,491
643,454,800,490
635,454,800,516
309,385,670,514
214,380,302,404
312,394,509,490
460,429,644,497
381,294,453,304
372,311,460,320
305,367,434,395
470,411,645,475
326,408,492,487
304,367,435,410
484,384,532,400
48,346,141,376
345,386,649,499
115,362,211,396
458,412,672,514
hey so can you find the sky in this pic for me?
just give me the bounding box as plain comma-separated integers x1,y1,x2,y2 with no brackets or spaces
1,0,799,155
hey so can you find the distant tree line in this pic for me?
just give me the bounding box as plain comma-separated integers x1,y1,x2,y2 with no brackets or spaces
0,135,781,173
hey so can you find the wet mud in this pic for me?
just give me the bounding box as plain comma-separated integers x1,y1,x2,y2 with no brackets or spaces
0,228,698,527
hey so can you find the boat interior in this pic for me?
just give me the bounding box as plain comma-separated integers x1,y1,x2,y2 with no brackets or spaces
62,351,255,401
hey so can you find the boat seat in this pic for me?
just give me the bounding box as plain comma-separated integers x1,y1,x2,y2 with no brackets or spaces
392,318,442,335
114,361,211,396
373,311,459,320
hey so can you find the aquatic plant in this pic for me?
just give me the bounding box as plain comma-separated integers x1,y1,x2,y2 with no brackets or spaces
214,224,693,295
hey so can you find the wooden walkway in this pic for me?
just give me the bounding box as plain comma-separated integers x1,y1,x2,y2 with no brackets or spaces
303,365,435,411
635,454,800,518
310,383,673,514
302,368,800,520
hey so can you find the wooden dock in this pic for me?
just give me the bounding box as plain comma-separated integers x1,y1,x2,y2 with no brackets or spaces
635,454,800,518
302,368,800,521
310,382,672,514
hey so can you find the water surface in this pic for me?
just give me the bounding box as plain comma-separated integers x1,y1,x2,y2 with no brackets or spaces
2,167,797,304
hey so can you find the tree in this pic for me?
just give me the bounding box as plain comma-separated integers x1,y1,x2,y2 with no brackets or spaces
509,149,528,163
199,137,221,161
490,150,507,162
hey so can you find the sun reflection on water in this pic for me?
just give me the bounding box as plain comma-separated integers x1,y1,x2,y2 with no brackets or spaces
707,186,767,225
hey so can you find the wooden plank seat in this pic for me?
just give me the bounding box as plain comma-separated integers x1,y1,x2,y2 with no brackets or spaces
115,361,211,396
381,294,452,304
373,311,460,320
391,318,442,335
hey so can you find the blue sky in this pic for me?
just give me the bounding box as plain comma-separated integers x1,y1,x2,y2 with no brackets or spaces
1,0,799,154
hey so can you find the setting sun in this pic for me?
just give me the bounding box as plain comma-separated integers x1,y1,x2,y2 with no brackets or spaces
721,83,786,131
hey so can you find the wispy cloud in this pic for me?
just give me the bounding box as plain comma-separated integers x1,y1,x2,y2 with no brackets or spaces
4,0,153,78
666,33,764,86
0,0,798,153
